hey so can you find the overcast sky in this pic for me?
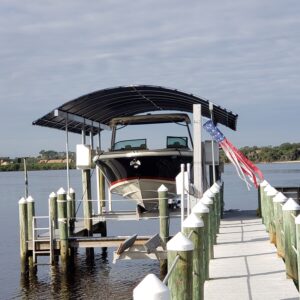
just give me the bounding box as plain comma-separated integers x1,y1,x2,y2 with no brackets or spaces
1,0,300,157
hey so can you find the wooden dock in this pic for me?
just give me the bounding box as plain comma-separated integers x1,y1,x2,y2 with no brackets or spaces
204,210,299,300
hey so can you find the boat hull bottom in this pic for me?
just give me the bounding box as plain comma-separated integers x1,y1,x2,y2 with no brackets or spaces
110,178,177,210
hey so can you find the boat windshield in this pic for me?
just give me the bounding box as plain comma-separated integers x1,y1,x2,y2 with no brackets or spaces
113,139,147,151
167,136,188,148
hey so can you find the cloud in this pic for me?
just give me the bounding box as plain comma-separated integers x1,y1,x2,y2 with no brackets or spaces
0,0,300,156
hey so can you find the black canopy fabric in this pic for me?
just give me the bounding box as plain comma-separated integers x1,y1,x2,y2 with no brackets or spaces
33,85,238,134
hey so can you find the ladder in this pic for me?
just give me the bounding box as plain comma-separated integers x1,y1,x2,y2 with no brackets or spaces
32,216,55,265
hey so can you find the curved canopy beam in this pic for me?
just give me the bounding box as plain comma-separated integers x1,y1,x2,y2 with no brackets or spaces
33,85,238,134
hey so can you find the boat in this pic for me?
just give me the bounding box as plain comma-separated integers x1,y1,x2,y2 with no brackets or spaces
93,113,194,210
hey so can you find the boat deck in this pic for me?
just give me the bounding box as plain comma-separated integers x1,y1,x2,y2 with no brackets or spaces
204,210,299,300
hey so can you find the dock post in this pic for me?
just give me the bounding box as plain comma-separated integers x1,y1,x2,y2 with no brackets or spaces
210,182,221,232
183,213,205,300
167,232,194,300
259,180,268,224
82,169,94,260
96,166,106,215
266,187,278,243
26,196,35,269
49,192,58,229
263,184,272,231
220,181,224,219
133,274,170,300
200,195,214,259
273,192,287,256
158,184,169,277
67,188,75,236
192,201,210,280
295,215,300,290
19,197,28,274
282,198,300,280
57,188,69,269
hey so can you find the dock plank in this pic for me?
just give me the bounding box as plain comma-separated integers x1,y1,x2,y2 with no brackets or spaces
204,210,299,300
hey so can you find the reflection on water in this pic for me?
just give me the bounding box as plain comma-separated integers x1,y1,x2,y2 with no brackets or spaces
0,163,299,299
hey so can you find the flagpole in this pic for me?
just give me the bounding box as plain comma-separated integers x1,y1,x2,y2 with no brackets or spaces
209,102,216,184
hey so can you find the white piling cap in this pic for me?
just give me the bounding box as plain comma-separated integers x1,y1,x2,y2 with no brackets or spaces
133,274,170,300
68,187,75,194
266,187,278,197
26,195,34,202
192,201,209,213
210,183,220,193
49,192,56,198
216,179,222,186
158,184,168,192
167,232,194,251
183,213,204,228
18,197,27,204
295,215,300,225
57,187,66,195
264,184,272,192
260,180,269,187
273,192,287,203
282,198,300,211
204,189,215,198
200,195,213,205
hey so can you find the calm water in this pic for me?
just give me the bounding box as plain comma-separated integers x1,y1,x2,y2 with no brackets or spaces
0,162,299,299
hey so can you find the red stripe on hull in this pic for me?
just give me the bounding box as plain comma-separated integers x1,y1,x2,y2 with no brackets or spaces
110,176,174,187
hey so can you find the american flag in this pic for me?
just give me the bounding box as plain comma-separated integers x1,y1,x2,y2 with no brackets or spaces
203,120,264,189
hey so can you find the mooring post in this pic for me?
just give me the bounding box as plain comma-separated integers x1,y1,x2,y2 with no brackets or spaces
133,273,170,300
49,192,58,229
210,182,221,233
67,188,76,236
263,184,272,231
183,213,205,300
167,232,194,300
192,201,210,280
273,192,287,256
96,166,106,215
26,196,35,268
200,195,214,259
282,198,300,280
219,180,224,219
19,197,28,273
259,180,268,223
158,184,169,277
26,196,35,242
82,169,93,234
57,188,69,268
295,215,300,290
266,186,278,243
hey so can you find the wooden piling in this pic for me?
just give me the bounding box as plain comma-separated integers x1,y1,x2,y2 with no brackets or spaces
259,180,268,221
263,184,272,231
273,192,287,256
49,192,58,229
26,196,35,241
192,201,210,280
167,232,194,300
183,213,205,300
158,184,169,276
201,195,214,259
26,196,35,269
282,198,300,280
19,197,28,273
295,215,300,290
82,169,93,234
67,188,75,236
266,187,278,243
57,188,69,268
96,166,106,214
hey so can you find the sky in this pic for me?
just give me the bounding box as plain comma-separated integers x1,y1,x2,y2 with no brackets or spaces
1,0,300,157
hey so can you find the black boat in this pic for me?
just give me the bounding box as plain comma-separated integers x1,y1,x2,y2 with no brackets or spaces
93,113,193,210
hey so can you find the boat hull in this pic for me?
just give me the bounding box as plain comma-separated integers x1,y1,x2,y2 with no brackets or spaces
95,150,193,210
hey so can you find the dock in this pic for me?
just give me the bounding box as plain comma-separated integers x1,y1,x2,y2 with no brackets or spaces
205,210,299,300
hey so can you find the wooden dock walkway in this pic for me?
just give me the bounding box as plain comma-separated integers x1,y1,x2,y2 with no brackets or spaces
204,210,299,300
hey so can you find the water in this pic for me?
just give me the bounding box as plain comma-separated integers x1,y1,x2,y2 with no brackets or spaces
0,162,299,299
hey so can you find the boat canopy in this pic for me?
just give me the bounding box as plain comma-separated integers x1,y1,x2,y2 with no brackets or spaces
33,85,238,135
109,113,191,127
